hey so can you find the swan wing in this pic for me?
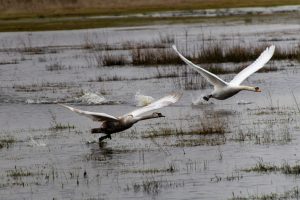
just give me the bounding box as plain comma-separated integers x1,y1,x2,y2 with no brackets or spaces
230,45,275,86
126,92,182,117
59,104,118,122
172,45,228,89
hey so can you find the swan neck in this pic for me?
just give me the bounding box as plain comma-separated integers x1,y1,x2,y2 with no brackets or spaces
136,114,158,122
238,85,256,91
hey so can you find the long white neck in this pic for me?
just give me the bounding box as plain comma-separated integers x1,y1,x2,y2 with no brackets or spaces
237,85,256,92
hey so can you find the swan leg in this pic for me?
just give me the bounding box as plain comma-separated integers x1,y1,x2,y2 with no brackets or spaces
98,134,111,142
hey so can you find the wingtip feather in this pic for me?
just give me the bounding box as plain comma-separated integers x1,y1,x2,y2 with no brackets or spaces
269,45,275,55
172,44,177,51
265,45,275,56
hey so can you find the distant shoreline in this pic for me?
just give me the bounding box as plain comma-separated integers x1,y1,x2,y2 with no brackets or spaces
0,3,299,32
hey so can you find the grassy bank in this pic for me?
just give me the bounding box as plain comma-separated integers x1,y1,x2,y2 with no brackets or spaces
0,0,299,31
1,0,299,20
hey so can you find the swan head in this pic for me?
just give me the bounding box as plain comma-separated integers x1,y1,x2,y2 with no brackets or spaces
152,112,165,118
255,87,261,92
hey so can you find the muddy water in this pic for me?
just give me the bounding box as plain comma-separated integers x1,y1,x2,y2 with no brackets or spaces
0,19,300,199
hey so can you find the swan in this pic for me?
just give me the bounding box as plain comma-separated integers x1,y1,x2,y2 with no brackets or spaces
59,92,182,142
172,45,275,101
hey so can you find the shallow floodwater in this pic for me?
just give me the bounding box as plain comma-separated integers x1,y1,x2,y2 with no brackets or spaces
0,18,300,200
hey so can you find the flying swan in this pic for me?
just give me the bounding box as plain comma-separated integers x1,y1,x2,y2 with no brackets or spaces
172,45,275,101
59,92,182,142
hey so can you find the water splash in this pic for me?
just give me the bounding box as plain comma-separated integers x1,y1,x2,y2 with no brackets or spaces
25,98,54,104
134,91,154,107
29,137,47,147
191,94,214,105
75,92,106,105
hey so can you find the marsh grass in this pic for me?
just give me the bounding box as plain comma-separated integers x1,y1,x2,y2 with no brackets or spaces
126,178,184,196
101,53,129,66
123,163,176,174
17,34,46,54
143,115,227,139
45,62,66,71
173,136,226,147
89,50,130,67
84,33,174,51
211,172,243,183
230,186,300,200
49,110,75,131
193,41,299,63
132,48,181,65
91,71,180,83
49,123,75,130
7,167,32,179
13,82,68,92
129,42,296,67
0,136,16,149
231,122,291,145
0,60,18,65
90,43,283,74
174,69,209,90
242,160,300,175
143,114,227,147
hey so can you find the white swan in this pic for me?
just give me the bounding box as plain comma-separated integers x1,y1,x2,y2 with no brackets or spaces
59,92,182,142
172,45,275,101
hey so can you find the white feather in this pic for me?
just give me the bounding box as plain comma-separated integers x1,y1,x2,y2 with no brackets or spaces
172,45,228,89
59,104,118,122
126,92,182,117
229,45,275,85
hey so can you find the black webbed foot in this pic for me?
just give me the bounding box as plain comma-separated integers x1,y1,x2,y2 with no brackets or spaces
203,95,212,101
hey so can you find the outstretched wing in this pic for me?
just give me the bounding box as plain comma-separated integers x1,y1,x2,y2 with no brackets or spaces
172,45,228,89
126,92,182,117
229,45,275,86
59,104,118,122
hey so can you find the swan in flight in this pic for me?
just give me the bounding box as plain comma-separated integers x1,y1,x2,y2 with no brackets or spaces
172,45,275,101
59,92,182,142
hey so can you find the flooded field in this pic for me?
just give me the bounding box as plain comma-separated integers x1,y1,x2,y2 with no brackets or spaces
0,18,300,199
